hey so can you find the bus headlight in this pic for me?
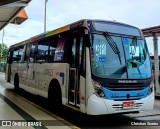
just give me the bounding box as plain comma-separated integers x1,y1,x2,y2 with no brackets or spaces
148,82,154,95
93,80,105,98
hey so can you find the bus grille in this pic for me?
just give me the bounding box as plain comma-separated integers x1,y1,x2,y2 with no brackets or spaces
112,103,143,111
107,83,146,91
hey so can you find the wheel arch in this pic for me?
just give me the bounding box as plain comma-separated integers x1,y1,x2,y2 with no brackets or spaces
48,79,62,99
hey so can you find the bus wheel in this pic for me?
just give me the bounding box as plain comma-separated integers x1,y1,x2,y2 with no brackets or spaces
14,74,19,92
48,81,62,111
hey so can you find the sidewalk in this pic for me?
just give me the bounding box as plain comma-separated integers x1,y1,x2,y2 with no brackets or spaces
0,72,74,129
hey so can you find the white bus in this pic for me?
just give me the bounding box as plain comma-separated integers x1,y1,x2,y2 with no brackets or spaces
5,19,154,115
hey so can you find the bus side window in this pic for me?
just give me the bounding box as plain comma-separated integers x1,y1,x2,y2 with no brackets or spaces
37,42,49,63
19,45,26,63
30,43,37,63
48,35,66,62
24,44,30,62
79,36,86,75
18,47,24,63
71,38,76,67
13,49,19,63
79,37,83,67
49,44,56,63
54,37,65,62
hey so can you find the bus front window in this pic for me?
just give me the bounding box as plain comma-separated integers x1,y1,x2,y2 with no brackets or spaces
91,34,127,78
123,37,151,78
91,34,151,79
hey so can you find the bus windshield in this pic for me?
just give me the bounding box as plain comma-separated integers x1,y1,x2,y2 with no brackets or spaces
91,34,151,79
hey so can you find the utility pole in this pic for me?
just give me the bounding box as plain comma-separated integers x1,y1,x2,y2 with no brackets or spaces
44,0,47,33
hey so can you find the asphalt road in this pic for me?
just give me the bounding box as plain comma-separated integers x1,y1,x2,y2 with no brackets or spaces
0,72,160,129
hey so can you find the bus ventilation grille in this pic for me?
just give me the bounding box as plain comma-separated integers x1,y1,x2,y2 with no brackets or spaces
107,83,146,91
112,103,143,111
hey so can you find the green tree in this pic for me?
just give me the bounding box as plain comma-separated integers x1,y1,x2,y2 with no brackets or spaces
0,43,8,56
2,48,8,56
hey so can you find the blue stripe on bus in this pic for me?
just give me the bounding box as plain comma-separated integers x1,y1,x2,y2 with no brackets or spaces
103,87,148,100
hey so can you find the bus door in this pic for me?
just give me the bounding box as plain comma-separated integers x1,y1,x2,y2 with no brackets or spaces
69,31,85,107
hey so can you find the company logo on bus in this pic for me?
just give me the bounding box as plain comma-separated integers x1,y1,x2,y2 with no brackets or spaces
118,80,137,83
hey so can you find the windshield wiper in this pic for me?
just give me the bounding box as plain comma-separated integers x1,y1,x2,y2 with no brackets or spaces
103,32,122,64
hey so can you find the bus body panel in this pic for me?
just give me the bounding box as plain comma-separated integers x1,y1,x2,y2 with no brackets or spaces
10,61,85,110
34,63,69,100
17,63,69,100
85,47,95,98
79,75,86,113
87,91,154,115
10,63,19,84
18,63,33,93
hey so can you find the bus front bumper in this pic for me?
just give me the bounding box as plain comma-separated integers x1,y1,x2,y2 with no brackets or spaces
87,92,154,115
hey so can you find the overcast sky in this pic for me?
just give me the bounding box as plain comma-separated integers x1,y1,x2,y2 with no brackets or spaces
0,0,160,54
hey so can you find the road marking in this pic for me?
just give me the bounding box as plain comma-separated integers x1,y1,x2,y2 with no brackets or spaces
8,89,80,129
0,92,47,129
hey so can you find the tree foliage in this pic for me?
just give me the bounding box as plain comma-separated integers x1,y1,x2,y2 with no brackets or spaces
2,48,8,56
0,43,8,56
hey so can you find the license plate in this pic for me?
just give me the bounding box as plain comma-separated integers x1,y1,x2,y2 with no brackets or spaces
123,101,134,108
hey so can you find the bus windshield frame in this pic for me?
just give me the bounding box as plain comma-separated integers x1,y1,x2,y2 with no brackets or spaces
92,21,142,37
90,22,151,79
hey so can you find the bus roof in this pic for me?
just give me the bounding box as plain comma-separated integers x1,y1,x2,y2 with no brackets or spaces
9,19,139,49
9,19,88,49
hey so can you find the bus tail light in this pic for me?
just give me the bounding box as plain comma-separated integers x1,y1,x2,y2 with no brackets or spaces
93,80,105,98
